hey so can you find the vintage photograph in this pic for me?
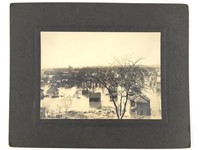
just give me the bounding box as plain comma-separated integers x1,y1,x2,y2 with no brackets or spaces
40,32,161,119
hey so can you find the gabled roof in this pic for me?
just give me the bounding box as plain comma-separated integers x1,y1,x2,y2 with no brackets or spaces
140,95,150,101
47,85,58,94
136,97,148,103
130,94,150,103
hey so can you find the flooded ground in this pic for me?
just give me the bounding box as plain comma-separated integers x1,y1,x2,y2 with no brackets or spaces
41,85,161,119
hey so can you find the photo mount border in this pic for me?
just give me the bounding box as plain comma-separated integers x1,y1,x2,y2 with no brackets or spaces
10,3,189,148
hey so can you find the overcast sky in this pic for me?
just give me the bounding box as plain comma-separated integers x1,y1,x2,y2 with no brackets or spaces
41,32,160,68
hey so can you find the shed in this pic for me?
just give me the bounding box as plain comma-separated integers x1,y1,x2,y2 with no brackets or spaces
130,95,151,116
89,92,101,102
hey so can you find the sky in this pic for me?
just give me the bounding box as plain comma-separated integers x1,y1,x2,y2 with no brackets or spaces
41,32,160,68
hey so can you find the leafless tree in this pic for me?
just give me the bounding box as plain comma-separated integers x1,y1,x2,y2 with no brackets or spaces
62,95,72,113
89,58,147,119
56,96,72,118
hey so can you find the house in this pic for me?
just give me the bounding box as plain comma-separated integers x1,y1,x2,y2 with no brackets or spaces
46,85,59,98
130,95,151,116
89,92,101,102
81,82,89,95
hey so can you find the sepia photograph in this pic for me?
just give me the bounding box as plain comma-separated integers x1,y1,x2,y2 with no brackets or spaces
9,3,190,148
40,32,161,119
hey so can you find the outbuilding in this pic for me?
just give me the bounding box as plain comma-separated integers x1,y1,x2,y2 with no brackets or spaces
89,92,101,102
130,95,151,116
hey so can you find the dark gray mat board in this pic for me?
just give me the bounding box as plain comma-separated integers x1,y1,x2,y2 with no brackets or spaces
10,3,190,148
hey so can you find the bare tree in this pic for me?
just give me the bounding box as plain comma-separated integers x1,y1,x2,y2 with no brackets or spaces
56,96,72,118
62,95,72,113
89,58,147,119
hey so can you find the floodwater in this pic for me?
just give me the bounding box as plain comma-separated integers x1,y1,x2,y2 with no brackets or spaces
41,86,162,119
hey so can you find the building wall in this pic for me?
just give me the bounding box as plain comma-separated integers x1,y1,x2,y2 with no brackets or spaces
136,103,151,115
89,98,101,102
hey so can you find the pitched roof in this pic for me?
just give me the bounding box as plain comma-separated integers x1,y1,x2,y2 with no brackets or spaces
47,85,58,94
136,97,148,103
133,95,150,103
140,95,150,101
